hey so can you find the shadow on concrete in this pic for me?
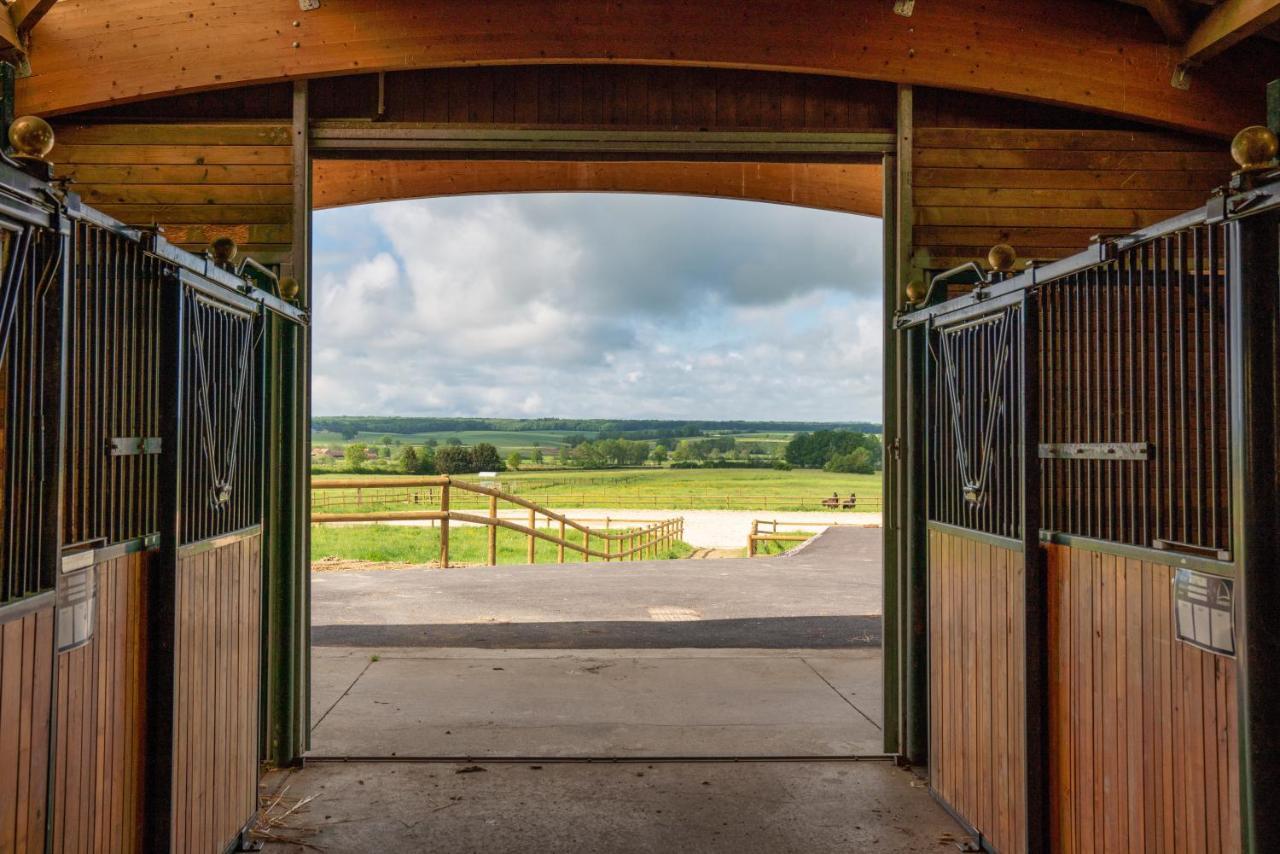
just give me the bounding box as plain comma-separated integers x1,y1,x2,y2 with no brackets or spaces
311,614,881,649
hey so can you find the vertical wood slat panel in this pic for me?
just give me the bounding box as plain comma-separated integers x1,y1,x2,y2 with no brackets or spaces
928,529,1026,854
51,552,148,854
0,605,54,854
1045,543,1239,853
171,534,262,854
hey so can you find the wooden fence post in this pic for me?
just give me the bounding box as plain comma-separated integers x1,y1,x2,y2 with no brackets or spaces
487,494,497,565
558,518,566,563
584,528,590,562
750,520,758,557
440,481,450,568
528,508,536,564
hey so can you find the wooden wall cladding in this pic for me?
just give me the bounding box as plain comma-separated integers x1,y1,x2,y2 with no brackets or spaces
171,534,262,854
312,65,896,131
313,159,883,215
0,603,54,854
912,128,1234,272
52,551,148,854
49,123,294,264
1046,543,1240,854
928,528,1027,854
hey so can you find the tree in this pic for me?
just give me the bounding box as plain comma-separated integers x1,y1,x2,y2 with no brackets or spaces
397,445,421,474
469,443,503,472
650,445,669,465
445,437,463,446
434,445,472,474
425,438,439,448
507,451,523,471
343,443,368,470
531,447,544,464
339,427,358,441
824,447,875,474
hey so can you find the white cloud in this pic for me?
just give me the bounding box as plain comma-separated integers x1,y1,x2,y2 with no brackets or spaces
311,193,884,421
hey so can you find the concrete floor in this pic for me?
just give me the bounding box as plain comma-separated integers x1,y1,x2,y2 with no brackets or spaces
273,527,967,850
259,760,965,853
309,647,884,757
309,527,885,758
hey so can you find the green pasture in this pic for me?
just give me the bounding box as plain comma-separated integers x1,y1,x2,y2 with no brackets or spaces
311,523,694,566
311,466,882,512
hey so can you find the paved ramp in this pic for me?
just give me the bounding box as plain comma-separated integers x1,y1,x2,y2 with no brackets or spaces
310,525,883,649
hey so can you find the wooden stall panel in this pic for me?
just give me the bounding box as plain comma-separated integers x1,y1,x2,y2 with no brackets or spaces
928,528,1026,854
51,551,150,854
1046,543,1239,854
913,127,1233,273
0,604,54,854
171,534,262,854
49,123,294,264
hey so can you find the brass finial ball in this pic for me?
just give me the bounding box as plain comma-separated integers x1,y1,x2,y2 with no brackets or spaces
988,243,1018,273
279,276,299,301
905,279,927,304
1231,125,1279,172
8,115,54,161
209,236,238,265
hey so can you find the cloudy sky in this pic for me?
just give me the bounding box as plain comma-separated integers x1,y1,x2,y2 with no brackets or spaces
312,193,883,421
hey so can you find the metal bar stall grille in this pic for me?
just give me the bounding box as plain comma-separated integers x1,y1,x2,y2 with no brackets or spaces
1037,223,1231,558
178,288,262,546
1,225,61,603
61,220,163,553
927,305,1024,540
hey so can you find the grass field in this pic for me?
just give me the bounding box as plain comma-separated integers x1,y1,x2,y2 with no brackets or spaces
311,523,694,566
311,466,882,513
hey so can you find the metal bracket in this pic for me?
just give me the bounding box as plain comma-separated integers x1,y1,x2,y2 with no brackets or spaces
1170,64,1191,90
107,436,162,456
1038,442,1151,461
299,0,320,9
894,0,915,15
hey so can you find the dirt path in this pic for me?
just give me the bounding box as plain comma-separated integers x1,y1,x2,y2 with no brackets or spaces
354,508,881,550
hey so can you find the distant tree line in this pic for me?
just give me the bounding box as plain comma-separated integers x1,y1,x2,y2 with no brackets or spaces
314,416,882,441
785,430,883,474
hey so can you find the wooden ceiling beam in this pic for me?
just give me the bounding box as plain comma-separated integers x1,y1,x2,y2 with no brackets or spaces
311,160,884,217
10,0,58,36
1183,0,1280,64
14,0,1277,136
1138,0,1191,41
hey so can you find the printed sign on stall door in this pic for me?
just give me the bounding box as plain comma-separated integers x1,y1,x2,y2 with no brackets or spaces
1173,568,1235,657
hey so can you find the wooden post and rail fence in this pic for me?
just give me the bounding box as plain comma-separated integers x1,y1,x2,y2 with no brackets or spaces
746,519,863,556
311,476,684,568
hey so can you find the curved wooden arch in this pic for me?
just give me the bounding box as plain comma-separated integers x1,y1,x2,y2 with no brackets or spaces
312,160,883,216
19,0,1274,136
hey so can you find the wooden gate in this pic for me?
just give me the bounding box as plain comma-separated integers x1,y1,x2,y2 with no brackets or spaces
897,177,1274,851
922,295,1043,853
0,146,304,852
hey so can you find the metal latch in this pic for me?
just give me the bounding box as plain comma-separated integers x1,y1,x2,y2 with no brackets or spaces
107,436,162,456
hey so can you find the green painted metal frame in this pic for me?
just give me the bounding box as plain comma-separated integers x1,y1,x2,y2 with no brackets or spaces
261,80,312,768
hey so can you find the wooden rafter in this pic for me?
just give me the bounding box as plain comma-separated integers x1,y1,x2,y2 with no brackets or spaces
9,0,57,36
1183,0,1280,64
1138,0,1191,41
